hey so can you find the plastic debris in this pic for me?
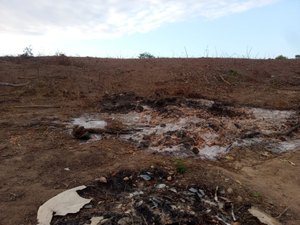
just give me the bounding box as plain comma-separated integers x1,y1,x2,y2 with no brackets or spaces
248,206,282,225
37,186,91,225
84,216,104,225
38,168,280,225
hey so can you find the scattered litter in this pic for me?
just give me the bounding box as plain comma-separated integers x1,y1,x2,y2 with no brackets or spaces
42,168,280,225
37,185,91,225
248,206,282,225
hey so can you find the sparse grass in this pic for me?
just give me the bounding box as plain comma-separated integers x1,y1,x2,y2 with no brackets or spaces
175,159,187,174
252,191,262,199
228,69,239,77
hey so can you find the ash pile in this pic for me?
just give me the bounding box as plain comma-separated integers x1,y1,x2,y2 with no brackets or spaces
70,92,300,160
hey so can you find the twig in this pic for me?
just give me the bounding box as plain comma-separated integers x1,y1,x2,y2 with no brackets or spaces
141,215,149,225
276,207,289,219
0,82,30,87
285,124,300,136
273,123,300,137
13,105,60,109
86,128,142,135
218,74,231,85
225,144,233,152
231,203,237,221
214,186,219,202
184,46,189,58
214,216,231,225
203,74,210,84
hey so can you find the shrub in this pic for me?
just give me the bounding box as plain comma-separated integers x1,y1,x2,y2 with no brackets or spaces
138,52,155,59
55,51,67,57
275,55,288,60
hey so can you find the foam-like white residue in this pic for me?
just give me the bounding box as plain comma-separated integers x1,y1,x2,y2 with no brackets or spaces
251,108,295,121
72,117,107,129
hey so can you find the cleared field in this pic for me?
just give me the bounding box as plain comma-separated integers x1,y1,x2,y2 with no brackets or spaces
0,57,299,225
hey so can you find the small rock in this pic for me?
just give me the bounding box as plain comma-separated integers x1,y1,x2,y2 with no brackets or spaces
100,219,110,224
139,141,150,148
220,189,226,195
64,168,70,171
84,204,93,209
227,187,233,194
98,177,107,183
118,217,131,225
72,125,91,140
135,200,144,207
169,188,177,193
128,191,144,198
189,188,198,193
232,222,241,225
198,189,205,196
136,105,144,112
156,184,166,189
143,135,151,140
140,174,151,181
167,176,172,181
123,177,129,181
192,147,199,155
116,204,122,209
237,196,243,202
84,217,104,225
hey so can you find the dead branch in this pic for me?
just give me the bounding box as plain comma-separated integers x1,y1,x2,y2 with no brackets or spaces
86,128,142,135
285,123,300,136
276,207,289,219
273,123,300,137
13,105,61,109
218,74,231,85
0,82,30,87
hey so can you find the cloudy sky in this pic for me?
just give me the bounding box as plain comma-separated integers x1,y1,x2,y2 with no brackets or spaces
0,0,299,58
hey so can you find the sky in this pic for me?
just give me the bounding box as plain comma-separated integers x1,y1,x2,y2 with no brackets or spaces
0,0,299,58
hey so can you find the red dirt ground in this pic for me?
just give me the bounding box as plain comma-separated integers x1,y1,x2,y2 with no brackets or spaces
0,57,300,225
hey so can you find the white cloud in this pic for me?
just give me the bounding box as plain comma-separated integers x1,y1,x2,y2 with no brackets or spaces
0,0,277,55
